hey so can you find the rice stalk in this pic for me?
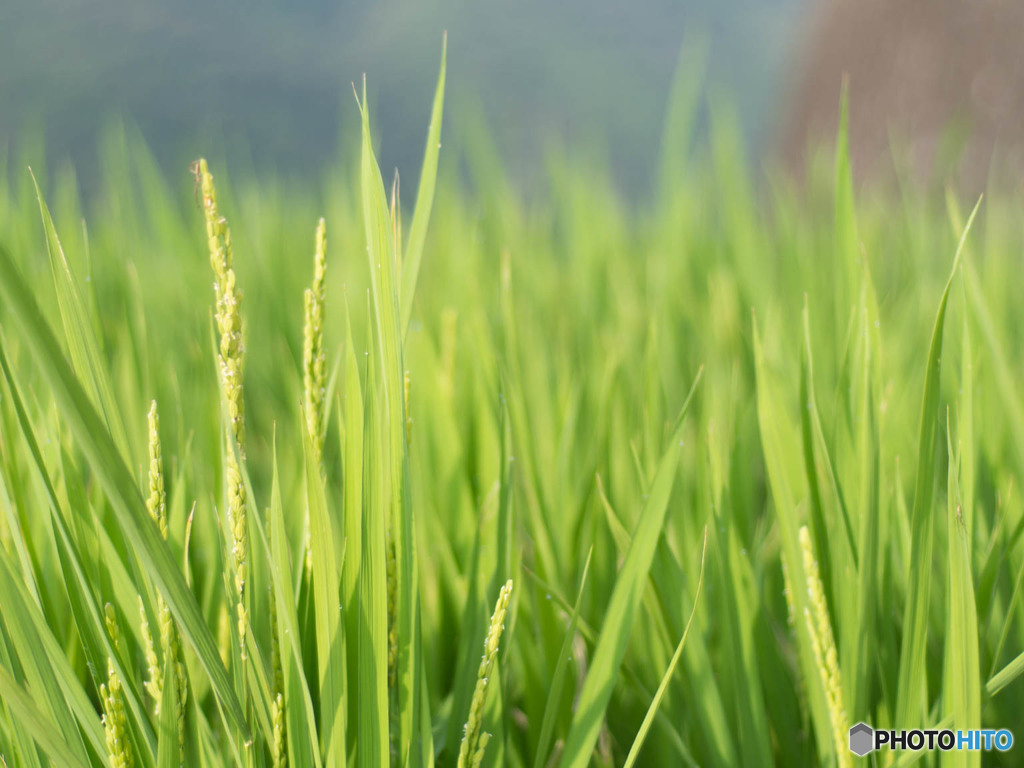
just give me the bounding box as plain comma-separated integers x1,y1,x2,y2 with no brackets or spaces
141,401,188,764
457,579,513,768
197,157,249,660
272,692,286,768
142,401,168,711
2,52,1023,768
303,217,328,461
140,596,162,710
302,217,328,575
800,527,849,768
101,604,133,768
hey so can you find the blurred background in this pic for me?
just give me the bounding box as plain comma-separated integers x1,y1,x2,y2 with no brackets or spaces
2,0,1022,197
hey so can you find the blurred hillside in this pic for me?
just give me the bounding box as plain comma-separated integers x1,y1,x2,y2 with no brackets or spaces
0,0,801,196
782,0,1024,192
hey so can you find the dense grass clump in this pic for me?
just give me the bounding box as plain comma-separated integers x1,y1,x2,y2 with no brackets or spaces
3,49,1024,767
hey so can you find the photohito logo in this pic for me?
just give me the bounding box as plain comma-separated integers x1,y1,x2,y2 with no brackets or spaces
848,723,1013,756
849,723,873,756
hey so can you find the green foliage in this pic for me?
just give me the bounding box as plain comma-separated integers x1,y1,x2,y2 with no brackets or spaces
2,47,1024,768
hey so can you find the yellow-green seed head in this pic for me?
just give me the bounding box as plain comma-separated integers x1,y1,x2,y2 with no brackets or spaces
303,217,328,461
101,652,133,768
228,449,248,657
104,602,122,659
142,401,186,757
470,732,491,768
799,527,849,768
147,401,167,539
167,625,188,766
272,692,287,768
457,580,513,768
139,596,162,712
198,158,249,659
199,158,246,453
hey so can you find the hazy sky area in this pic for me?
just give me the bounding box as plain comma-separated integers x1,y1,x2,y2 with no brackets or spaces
1,0,805,196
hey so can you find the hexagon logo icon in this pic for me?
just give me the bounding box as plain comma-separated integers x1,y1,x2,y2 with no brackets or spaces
849,722,874,757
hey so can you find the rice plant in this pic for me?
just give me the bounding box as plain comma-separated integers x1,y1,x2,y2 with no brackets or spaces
2,41,1024,768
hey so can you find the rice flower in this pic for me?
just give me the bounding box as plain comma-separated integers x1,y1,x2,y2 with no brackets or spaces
800,526,850,768
457,579,514,768
167,623,188,762
141,401,188,761
140,595,162,709
272,692,287,768
105,603,123,658
302,218,328,572
101,668,133,768
142,402,167,709
147,401,168,539
198,158,249,657
303,217,328,462
470,732,491,768
159,576,189,763
102,604,133,768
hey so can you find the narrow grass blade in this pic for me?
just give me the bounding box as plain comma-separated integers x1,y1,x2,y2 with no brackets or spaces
341,300,365,762
557,368,701,768
358,78,421,765
0,243,250,741
834,80,859,317
958,278,975,543
657,34,707,201
532,549,592,768
263,445,322,768
0,665,91,768
943,418,980,768
358,352,390,768
305,419,346,767
0,555,92,766
401,34,447,338
623,527,707,768
987,649,1024,697
988,550,1024,681
706,509,773,766
753,317,833,764
895,198,980,730
444,508,487,764
0,341,144,757
30,170,132,462
0,628,47,768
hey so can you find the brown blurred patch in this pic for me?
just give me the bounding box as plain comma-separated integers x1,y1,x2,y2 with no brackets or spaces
781,0,1024,191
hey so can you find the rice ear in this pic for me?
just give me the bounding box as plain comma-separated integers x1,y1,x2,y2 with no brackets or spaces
198,158,249,660
457,580,514,768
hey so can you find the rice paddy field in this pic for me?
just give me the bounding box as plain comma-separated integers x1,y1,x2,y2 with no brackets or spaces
3,49,1024,768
